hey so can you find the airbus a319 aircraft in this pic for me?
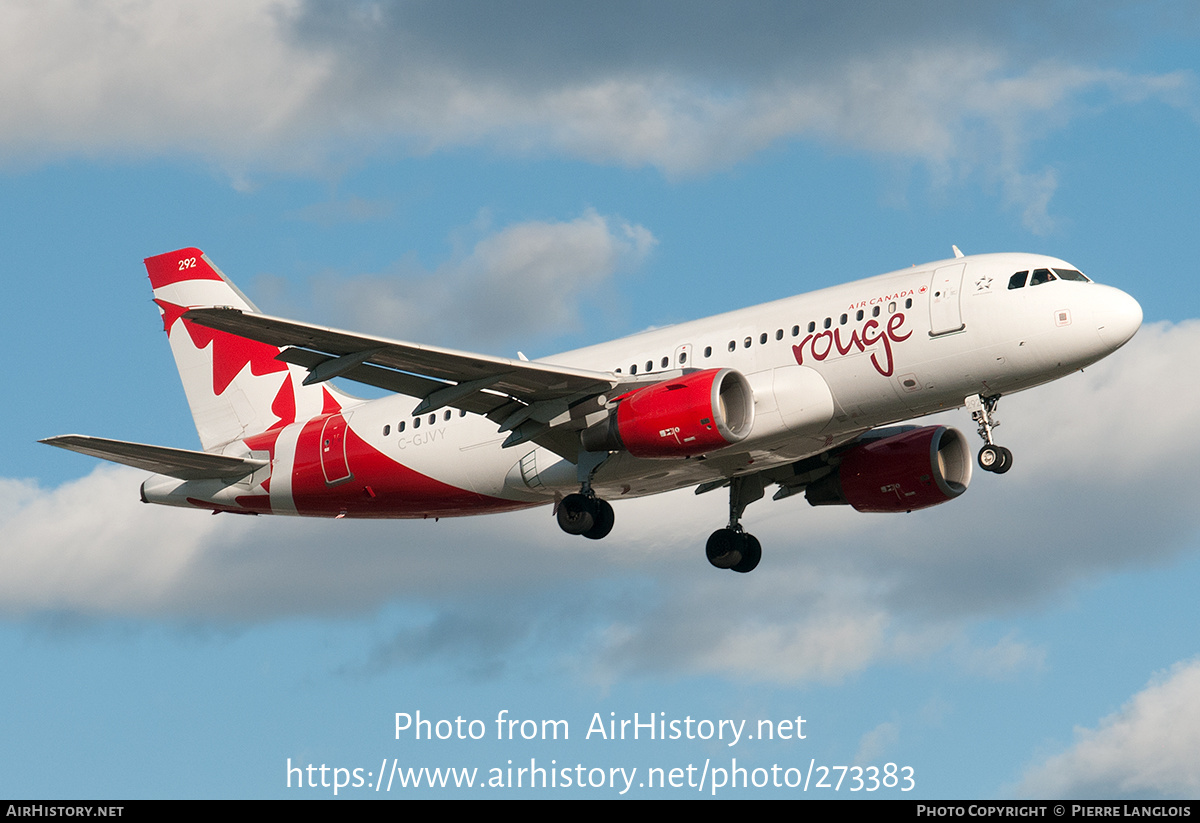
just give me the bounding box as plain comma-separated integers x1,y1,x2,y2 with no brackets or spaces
44,246,1141,573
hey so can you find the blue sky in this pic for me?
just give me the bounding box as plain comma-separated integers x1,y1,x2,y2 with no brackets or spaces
2,1,1199,798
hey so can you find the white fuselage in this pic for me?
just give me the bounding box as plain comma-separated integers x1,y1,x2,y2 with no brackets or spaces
212,251,1135,514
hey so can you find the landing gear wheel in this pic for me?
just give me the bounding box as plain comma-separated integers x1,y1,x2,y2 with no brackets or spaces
706,529,761,573
978,444,1013,474
582,499,614,540
993,446,1013,474
706,529,742,569
731,533,761,574
558,494,615,539
978,444,1001,472
557,493,596,535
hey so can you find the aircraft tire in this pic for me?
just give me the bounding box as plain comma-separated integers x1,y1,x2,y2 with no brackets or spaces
557,493,596,535
978,445,1001,472
583,499,615,540
706,528,744,570
731,533,762,573
993,446,1013,474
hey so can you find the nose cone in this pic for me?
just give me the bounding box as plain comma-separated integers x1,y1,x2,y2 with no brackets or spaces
1096,286,1143,350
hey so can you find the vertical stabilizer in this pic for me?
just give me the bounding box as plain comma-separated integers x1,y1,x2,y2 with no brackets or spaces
145,248,348,450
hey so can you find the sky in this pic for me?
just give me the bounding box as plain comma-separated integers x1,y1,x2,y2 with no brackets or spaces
2,0,1199,799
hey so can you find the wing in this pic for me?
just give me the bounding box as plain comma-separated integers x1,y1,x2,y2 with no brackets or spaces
693,426,906,498
184,307,658,458
41,435,267,480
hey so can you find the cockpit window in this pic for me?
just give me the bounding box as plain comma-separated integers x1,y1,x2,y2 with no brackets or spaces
1029,268,1057,286
1008,271,1028,290
1053,268,1091,282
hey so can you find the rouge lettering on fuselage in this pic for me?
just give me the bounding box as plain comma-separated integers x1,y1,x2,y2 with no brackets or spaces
791,312,912,377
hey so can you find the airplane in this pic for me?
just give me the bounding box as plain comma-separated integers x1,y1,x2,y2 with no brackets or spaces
42,246,1142,573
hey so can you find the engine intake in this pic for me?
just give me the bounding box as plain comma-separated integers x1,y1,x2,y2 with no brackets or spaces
805,425,972,512
582,368,754,458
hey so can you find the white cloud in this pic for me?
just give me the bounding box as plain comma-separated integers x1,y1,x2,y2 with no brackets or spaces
0,467,223,614
1015,658,1200,798
0,2,1190,229
307,210,656,348
0,0,330,163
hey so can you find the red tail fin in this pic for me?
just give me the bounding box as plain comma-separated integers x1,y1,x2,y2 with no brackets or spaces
144,248,344,450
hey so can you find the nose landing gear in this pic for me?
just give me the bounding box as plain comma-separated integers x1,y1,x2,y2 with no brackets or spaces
967,394,1013,474
977,443,1013,473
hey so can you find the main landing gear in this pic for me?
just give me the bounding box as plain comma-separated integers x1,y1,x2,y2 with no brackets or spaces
706,474,765,574
967,393,1012,474
556,450,615,540
554,452,767,573
556,492,615,540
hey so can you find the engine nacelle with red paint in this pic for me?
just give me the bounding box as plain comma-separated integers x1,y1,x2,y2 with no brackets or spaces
805,425,972,512
581,368,755,458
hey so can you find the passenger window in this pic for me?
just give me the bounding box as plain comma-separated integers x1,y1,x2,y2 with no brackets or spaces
398,421,406,433
743,337,751,348
413,417,421,429
776,329,783,340
728,341,735,352
856,310,864,321
631,364,637,374
444,410,452,421
839,314,847,325
645,360,652,372
792,325,800,337
678,352,686,364
661,356,669,368
428,414,436,425
1008,271,1028,290
905,298,912,309
383,425,390,436
872,306,880,317
823,317,831,329
704,346,712,357
808,321,816,333
888,302,896,313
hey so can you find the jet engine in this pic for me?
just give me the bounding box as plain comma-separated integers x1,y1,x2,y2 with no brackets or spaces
581,368,754,458
804,425,972,512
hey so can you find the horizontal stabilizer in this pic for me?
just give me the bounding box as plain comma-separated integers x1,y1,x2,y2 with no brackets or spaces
41,435,267,480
